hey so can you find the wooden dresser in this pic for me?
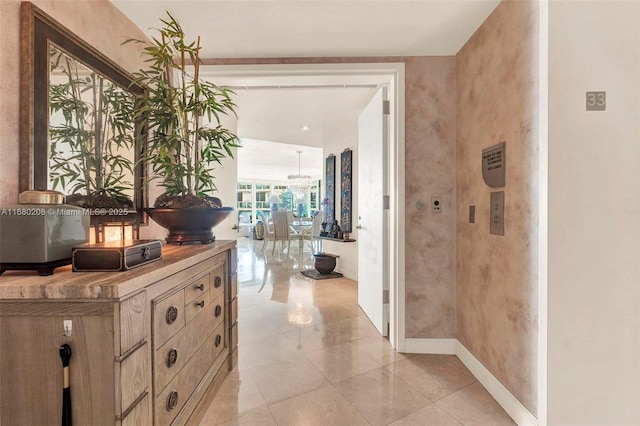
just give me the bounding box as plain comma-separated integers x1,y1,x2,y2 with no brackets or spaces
0,241,238,426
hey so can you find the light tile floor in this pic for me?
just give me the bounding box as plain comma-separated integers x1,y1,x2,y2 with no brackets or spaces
199,239,514,426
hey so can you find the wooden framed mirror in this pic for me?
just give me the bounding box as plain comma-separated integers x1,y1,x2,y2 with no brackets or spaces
19,2,145,215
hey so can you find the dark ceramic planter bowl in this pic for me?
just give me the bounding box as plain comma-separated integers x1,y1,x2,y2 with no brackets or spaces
313,253,337,274
145,207,233,244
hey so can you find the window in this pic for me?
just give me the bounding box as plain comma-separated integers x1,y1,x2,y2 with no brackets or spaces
236,181,321,223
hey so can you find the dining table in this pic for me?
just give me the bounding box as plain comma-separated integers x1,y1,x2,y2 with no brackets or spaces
289,220,313,252
290,220,312,233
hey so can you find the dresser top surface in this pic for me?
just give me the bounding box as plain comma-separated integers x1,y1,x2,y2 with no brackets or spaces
0,240,236,300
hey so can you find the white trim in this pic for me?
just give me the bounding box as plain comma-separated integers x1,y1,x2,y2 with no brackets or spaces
393,67,406,352
456,342,538,426
403,338,457,354
402,339,539,425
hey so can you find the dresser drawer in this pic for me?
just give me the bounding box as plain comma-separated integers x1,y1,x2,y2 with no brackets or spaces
227,273,237,302
154,303,215,394
184,290,210,324
121,393,150,426
119,291,147,354
154,326,222,426
210,266,225,301
228,247,237,275
119,343,149,415
210,292,225,331
183,274,209,305
211,320,226,361
229,321,238,351
229,346,238,371
154,290,185,348
229,296,238,326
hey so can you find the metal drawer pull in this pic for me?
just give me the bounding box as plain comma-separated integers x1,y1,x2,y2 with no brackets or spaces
167,348,178,368
166,305,178,325
214,276,222,288
195,283,205,291
215,305,222,317
167,390,178,411
196,300,205,308
215,334,222,347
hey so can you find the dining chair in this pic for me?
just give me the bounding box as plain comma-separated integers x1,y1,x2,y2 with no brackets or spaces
303,214,323,253
259,212,274,253
264,211,303,256
237,212,251,238
285,211,296,234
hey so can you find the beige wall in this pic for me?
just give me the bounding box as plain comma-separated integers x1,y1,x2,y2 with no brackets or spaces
0,0,148,206
403,57,457,338
204,56,458,340
456,0,539,415
548,1,640,424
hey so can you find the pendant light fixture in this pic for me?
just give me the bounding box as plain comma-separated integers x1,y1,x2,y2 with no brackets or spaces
288,150,312,199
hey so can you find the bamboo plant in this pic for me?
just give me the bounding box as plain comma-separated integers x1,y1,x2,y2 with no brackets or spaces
126,12,241,208
48,45,135,207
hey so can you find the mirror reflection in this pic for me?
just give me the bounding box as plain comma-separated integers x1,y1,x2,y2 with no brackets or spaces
20,2,144,217
48,44,136,208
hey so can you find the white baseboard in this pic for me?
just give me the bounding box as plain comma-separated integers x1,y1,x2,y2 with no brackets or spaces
456,342,538,426
402,338,457,354
334,265,356,281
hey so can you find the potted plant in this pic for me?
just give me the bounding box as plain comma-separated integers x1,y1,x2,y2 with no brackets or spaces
126,13,241,243
48,45,136,209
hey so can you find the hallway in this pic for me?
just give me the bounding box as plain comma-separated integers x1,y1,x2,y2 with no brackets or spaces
199,239,514,425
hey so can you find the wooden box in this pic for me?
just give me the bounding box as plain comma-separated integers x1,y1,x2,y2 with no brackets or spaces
72,240,162,272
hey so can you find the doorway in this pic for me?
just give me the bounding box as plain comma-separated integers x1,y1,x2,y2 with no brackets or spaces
201,63,406,349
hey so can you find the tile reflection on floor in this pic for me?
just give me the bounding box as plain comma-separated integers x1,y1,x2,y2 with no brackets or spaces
199,238,514,426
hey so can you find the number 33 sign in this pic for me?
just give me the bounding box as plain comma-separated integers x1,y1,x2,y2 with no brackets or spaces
586,91,606,111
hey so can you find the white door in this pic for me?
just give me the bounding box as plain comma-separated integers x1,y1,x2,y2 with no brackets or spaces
357,86,389,336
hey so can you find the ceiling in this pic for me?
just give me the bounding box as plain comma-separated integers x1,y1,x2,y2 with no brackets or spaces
237,139,324,183
111,0,500,182
232,86,377,147
111,1,500,58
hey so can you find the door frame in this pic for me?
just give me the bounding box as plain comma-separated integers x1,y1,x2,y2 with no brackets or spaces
201,62,406,350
